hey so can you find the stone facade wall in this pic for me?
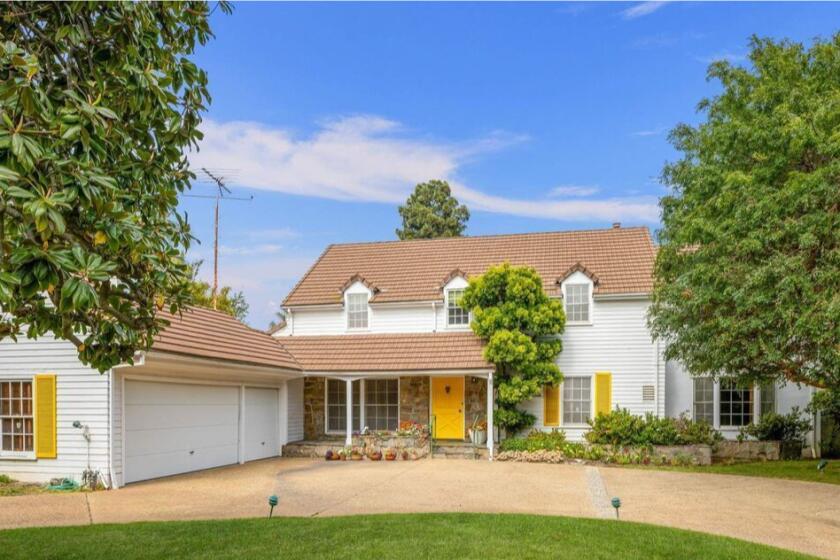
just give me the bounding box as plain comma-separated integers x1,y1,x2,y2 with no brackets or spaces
465,376,488,433
713,440,780,462
399,376,429,426
303,377,325,440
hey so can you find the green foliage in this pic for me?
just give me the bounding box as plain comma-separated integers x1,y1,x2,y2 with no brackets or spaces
186,261,249,322
649,33,840,392
586,409,723,446
0,3,229,371
396,180,469,240
461,263,565,432
499,429,567,452
0,474,12,484
738,408,812,444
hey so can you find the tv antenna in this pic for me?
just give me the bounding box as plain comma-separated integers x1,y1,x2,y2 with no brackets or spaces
183,168,253,309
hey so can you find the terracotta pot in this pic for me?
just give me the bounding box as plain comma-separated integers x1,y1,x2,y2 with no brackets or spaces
350,454,363,461
385,452,396,461
369,452,382,461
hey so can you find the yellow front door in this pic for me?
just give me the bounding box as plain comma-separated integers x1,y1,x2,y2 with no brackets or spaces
431,376,465,440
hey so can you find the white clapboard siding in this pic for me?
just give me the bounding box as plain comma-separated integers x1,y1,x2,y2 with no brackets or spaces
521,299,660,441
0,334,112,484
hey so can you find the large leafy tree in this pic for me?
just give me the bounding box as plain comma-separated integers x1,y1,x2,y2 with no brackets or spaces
650,34,840,395
396,180,469,240
186,261,248,322
0,3,229,371
461,263,566,432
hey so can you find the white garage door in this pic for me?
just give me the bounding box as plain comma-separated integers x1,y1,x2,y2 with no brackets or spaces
124,380,240,484
244,387,280,462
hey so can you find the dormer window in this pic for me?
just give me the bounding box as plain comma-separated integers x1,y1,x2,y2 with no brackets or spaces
564,284,590,323
447,289,469,327
346,293,369,329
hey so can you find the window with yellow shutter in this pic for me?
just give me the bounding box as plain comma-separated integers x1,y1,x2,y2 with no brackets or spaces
543,385,560,427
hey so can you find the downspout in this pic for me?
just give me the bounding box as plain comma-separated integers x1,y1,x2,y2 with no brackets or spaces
289,308,294,336
431,301,437,332
655,340,661,417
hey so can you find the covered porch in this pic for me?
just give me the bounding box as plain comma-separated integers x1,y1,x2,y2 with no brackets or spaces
278,332,497,459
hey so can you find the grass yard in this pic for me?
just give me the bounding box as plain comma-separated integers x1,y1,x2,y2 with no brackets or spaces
0,475,47,497
0,513,815,560
630,459,839,485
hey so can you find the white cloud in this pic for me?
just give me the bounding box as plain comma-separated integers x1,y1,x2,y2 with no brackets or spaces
621,2,666,19
631,126,668,137
549,185,601,197
695,51,747,64
190,116,659,224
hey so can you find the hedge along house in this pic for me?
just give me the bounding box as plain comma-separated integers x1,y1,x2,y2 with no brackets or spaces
0,306,303,487
273,226,817,450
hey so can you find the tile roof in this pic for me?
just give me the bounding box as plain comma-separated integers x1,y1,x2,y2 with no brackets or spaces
284,226,656,306
153,306,301,371
277,332,492,373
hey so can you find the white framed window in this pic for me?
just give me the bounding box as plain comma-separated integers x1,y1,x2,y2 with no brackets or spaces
446,289,469,327
1,380,34,454
693,377,714,425
326,379,360,433
564,283,590,323
719,379,753,427
346,293,369,330
562,376,591,425
364,379,399,431
759,383,776,418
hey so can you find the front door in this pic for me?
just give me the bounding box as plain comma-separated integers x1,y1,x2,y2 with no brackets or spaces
431,376,464,440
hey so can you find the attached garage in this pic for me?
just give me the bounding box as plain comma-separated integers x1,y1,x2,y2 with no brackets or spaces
116,306,302,486
124,380,241,484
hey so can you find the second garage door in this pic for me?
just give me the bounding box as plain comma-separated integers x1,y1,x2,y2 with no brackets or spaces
243,387,280,462
124,380,240,484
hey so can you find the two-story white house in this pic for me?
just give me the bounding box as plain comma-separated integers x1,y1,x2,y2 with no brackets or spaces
0,225,817,487
273,225,816,448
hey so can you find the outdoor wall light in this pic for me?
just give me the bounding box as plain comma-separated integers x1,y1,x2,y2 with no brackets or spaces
268,495,279,518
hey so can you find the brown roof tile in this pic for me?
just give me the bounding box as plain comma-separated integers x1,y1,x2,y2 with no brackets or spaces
284,227,656,306
277,332,492,372
153,306,301,371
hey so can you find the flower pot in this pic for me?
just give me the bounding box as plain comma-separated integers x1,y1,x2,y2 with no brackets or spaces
470,429,487,445
350,454,363,461
368,451,382,461
384,452,396,461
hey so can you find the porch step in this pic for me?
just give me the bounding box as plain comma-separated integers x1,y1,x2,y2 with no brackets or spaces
432,441,492,460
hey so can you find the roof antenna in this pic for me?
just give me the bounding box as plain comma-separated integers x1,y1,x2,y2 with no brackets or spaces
184,168,253,309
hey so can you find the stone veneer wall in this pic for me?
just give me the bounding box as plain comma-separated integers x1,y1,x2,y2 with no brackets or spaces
399,376,429,426
303,377,326,440
465,376,488,435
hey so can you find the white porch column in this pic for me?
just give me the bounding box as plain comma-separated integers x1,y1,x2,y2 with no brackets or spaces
345,379,353,447
486,371,494,460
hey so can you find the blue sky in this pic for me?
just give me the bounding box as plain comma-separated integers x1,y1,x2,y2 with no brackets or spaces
181,1,840,328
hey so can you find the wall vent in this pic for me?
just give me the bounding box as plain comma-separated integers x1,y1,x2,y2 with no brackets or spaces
642,385,655,401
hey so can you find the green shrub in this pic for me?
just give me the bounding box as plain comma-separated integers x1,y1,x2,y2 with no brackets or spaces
0,474,13,484
499,429,567,452
738,407,811,444
586,409,722,446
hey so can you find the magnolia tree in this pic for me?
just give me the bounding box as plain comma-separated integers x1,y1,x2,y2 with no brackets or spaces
461,263,566,432
650,34,840,400
0,3,229,371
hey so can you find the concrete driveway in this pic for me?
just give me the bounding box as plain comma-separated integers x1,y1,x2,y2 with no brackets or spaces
1,458,838,559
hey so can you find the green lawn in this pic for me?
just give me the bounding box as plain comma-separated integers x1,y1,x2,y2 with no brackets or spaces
631,459,840,485
0,513,815,560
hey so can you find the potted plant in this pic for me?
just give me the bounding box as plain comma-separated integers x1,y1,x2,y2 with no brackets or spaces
469,416,488,445
368,449,382,461
384,448,397,461
325,450,335,461
350,447,364,460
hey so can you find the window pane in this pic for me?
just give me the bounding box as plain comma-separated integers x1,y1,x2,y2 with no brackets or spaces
719,379,753,426
693,378,714,424
347,293,369,329
564,284,590,322
326,379,361,432
563,377,591,424
364,379,398,431
447,289,469,326
760,383,775,417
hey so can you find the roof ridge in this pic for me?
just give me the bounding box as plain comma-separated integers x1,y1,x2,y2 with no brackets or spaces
323,225,649,249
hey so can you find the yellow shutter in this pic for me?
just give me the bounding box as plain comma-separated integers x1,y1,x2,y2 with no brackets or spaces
35,374,57,459
594,372,612,417
543,385,560,427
